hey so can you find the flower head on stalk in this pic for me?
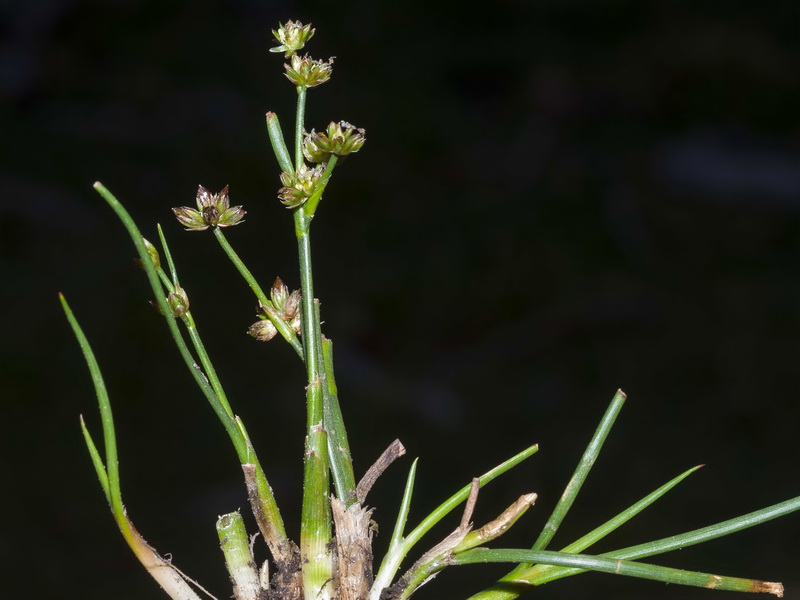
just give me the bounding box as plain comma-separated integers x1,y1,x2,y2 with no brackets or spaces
167,286,190,318
172,185,246,231
248,277,302,341
304,121,366,163
134,238,161,271
284,54,333,88
278,163,325,208
270,20,315,58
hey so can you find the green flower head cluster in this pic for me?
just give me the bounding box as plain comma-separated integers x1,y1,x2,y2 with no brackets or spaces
304,121,366,163
270,20,333,89
277,164,325,209
284,54,333,88
248,277,302,341
270,20,315,58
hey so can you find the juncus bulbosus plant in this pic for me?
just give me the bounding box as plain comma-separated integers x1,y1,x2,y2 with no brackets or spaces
61,20,800,600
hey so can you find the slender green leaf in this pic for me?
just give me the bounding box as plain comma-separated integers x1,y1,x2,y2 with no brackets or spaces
534,494,800,585
156,224,179,286
454,549,782,596
370,458,419,600
266,111,294,175
79,415,110,504
392,458,420,550
60,293,122,516
510,464,703,587
321,336,357,503
488,389,626,595
564,464,703,553
404,444,540,552
533,389,627,552
369,445,539,600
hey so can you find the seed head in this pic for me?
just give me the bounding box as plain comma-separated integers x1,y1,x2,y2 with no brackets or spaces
173,185,246,231
248,318,278,342
167,286,190,318
270,277,289,309
248,281,302,342
283,290,301,323
134,238,161,271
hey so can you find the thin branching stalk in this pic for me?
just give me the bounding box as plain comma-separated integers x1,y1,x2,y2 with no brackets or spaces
93,182,290,558
94,183,245,456
213,227,303,357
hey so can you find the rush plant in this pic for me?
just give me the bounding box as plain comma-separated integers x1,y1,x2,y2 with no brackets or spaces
61,20,799,600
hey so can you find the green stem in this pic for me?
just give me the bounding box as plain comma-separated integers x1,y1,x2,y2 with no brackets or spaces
182,312,234,418
217,511,262,600
148,243,235,422
94,183,245,457
295,206,333,599
93,183,289,551
295,86,307,169
212,227,303,358
153,228,287,544
155,225,236,419
292,81,332,595
304,154,338,217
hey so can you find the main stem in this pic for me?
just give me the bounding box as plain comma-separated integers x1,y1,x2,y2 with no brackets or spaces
296,201,333,598
297,216,333,600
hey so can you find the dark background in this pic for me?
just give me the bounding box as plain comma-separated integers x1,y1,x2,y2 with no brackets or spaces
3,1,800,598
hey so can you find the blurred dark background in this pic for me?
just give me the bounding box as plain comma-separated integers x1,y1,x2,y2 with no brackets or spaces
3,0,800,598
